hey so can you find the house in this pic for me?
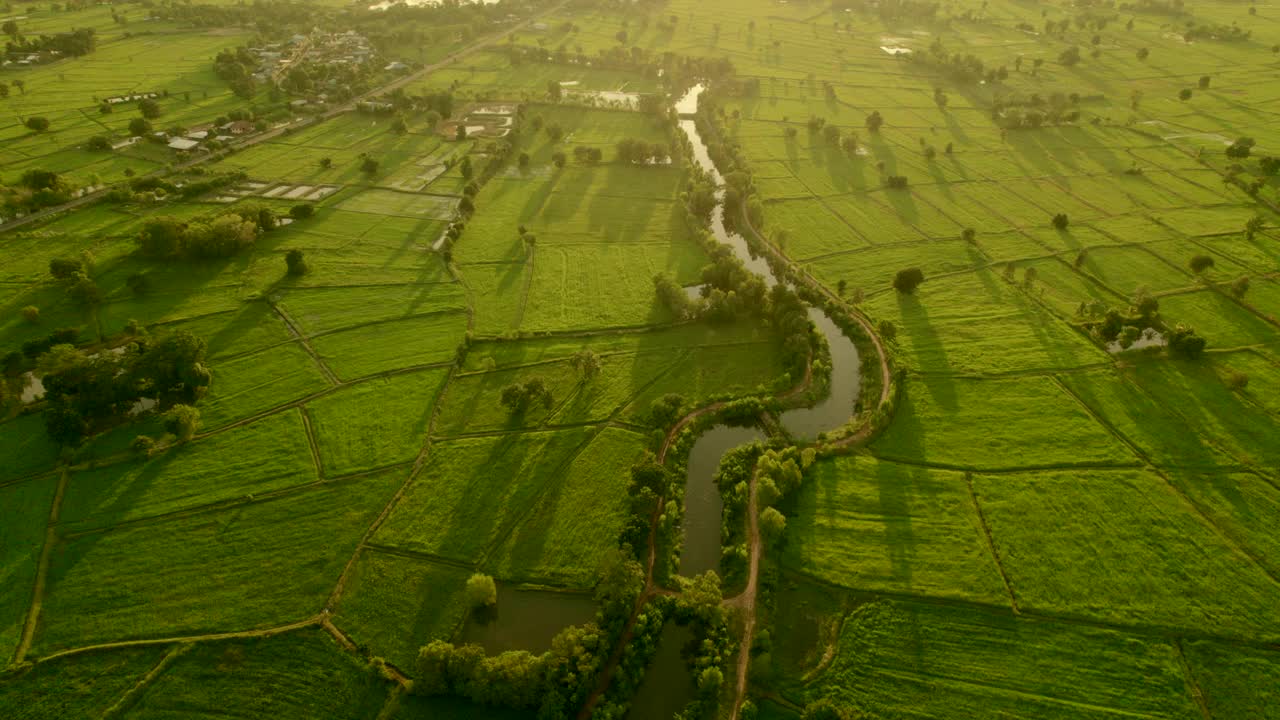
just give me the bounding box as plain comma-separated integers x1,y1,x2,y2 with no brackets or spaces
384,61,408,72
186,130,209,140
167,137,200,151
222,120,256,135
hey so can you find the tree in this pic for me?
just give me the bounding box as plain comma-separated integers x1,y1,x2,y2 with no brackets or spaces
1167,324,1206,359
893,268,925,294
878,319,897,341
289,204,314,220
2,20,18,37
414,640,454,695
49,258,82,280
760,506,786,542
21,306,40,324
126,272,149,296
25,116,49,132
128,117,152,136
1198,75,1211,89
138,98,161,119
552,151,566,168
1230,276,1250,299
500,378,552,414
1226,137,1255,159
547,124,563,142
1051,213,1070,230
1188,255,1215,274
518,152,530,168
87,135,112,151
1179,88,1193,101
466,573,497,609
455,124,467,141
570,349,601,379
547,80,563,101
1245,216,1264,240
12,79,25,95
459,156,473,180
67,273,102,307
361,157,379,175
961,228,977,243
391,116,408,134
164,404,201,442
319,157,333,169
286,249,308,276
865,110,884,133
1059,46,1082,66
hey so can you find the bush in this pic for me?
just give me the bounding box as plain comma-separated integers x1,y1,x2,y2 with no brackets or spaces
1188,255,1215,274
286,249,308,276
893,267,925,294
164,404,201,442
21,306,40,324
466,573,497,608
1051,213,1070,230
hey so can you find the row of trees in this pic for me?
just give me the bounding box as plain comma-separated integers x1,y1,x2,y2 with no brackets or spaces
136,202,283,259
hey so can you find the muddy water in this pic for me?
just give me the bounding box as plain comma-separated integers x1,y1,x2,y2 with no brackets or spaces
460,585,596,654
679,425,767,577
626,625,696,720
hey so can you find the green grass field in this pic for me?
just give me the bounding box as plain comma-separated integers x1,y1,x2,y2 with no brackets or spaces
3,0,1280,712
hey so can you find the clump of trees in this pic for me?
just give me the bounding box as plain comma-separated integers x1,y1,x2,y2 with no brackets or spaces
616,138,670,165
37,330,212,445
499,377,552,414
136,204,277,260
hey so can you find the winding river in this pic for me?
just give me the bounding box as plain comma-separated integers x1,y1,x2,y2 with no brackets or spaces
628,86,865,720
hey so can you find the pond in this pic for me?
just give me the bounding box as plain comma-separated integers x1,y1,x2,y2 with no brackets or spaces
460,585,596,655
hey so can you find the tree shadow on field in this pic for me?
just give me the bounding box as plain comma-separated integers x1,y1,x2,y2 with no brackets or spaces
40,449,181,635
895,286,957,413
877,457,921,591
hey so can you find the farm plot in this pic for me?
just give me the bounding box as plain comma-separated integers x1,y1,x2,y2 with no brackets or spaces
800,597,1202,720
34,468,404,653
197,342,333,430
124,629,391,719
782,455,1008,604
333,551,473,672
0,477,57,660
871,375,1136,471
310,311,470,380
57,409,317,534
973,468,1280,639
0,644,171,718
306,367,450,476
861,270,1110,375
372,428,596,566
1182,641,1280,720
485,427,645,586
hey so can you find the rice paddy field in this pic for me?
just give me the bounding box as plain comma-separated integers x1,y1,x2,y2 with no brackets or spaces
3,0,1280,716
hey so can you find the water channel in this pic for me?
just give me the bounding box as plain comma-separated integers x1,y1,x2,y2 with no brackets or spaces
626,85,866,720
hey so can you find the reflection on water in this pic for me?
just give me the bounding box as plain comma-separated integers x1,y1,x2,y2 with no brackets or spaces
626,624,695,720
680,425,766,577
460,585,596,655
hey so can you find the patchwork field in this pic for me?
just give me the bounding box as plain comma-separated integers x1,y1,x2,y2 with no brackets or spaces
4,0,1280,715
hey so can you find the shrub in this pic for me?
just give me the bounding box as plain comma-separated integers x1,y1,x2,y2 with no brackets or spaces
21,306,40,324
1188,255,1215,274
466,573,497,608
286,249,308,276
893,267,925,294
